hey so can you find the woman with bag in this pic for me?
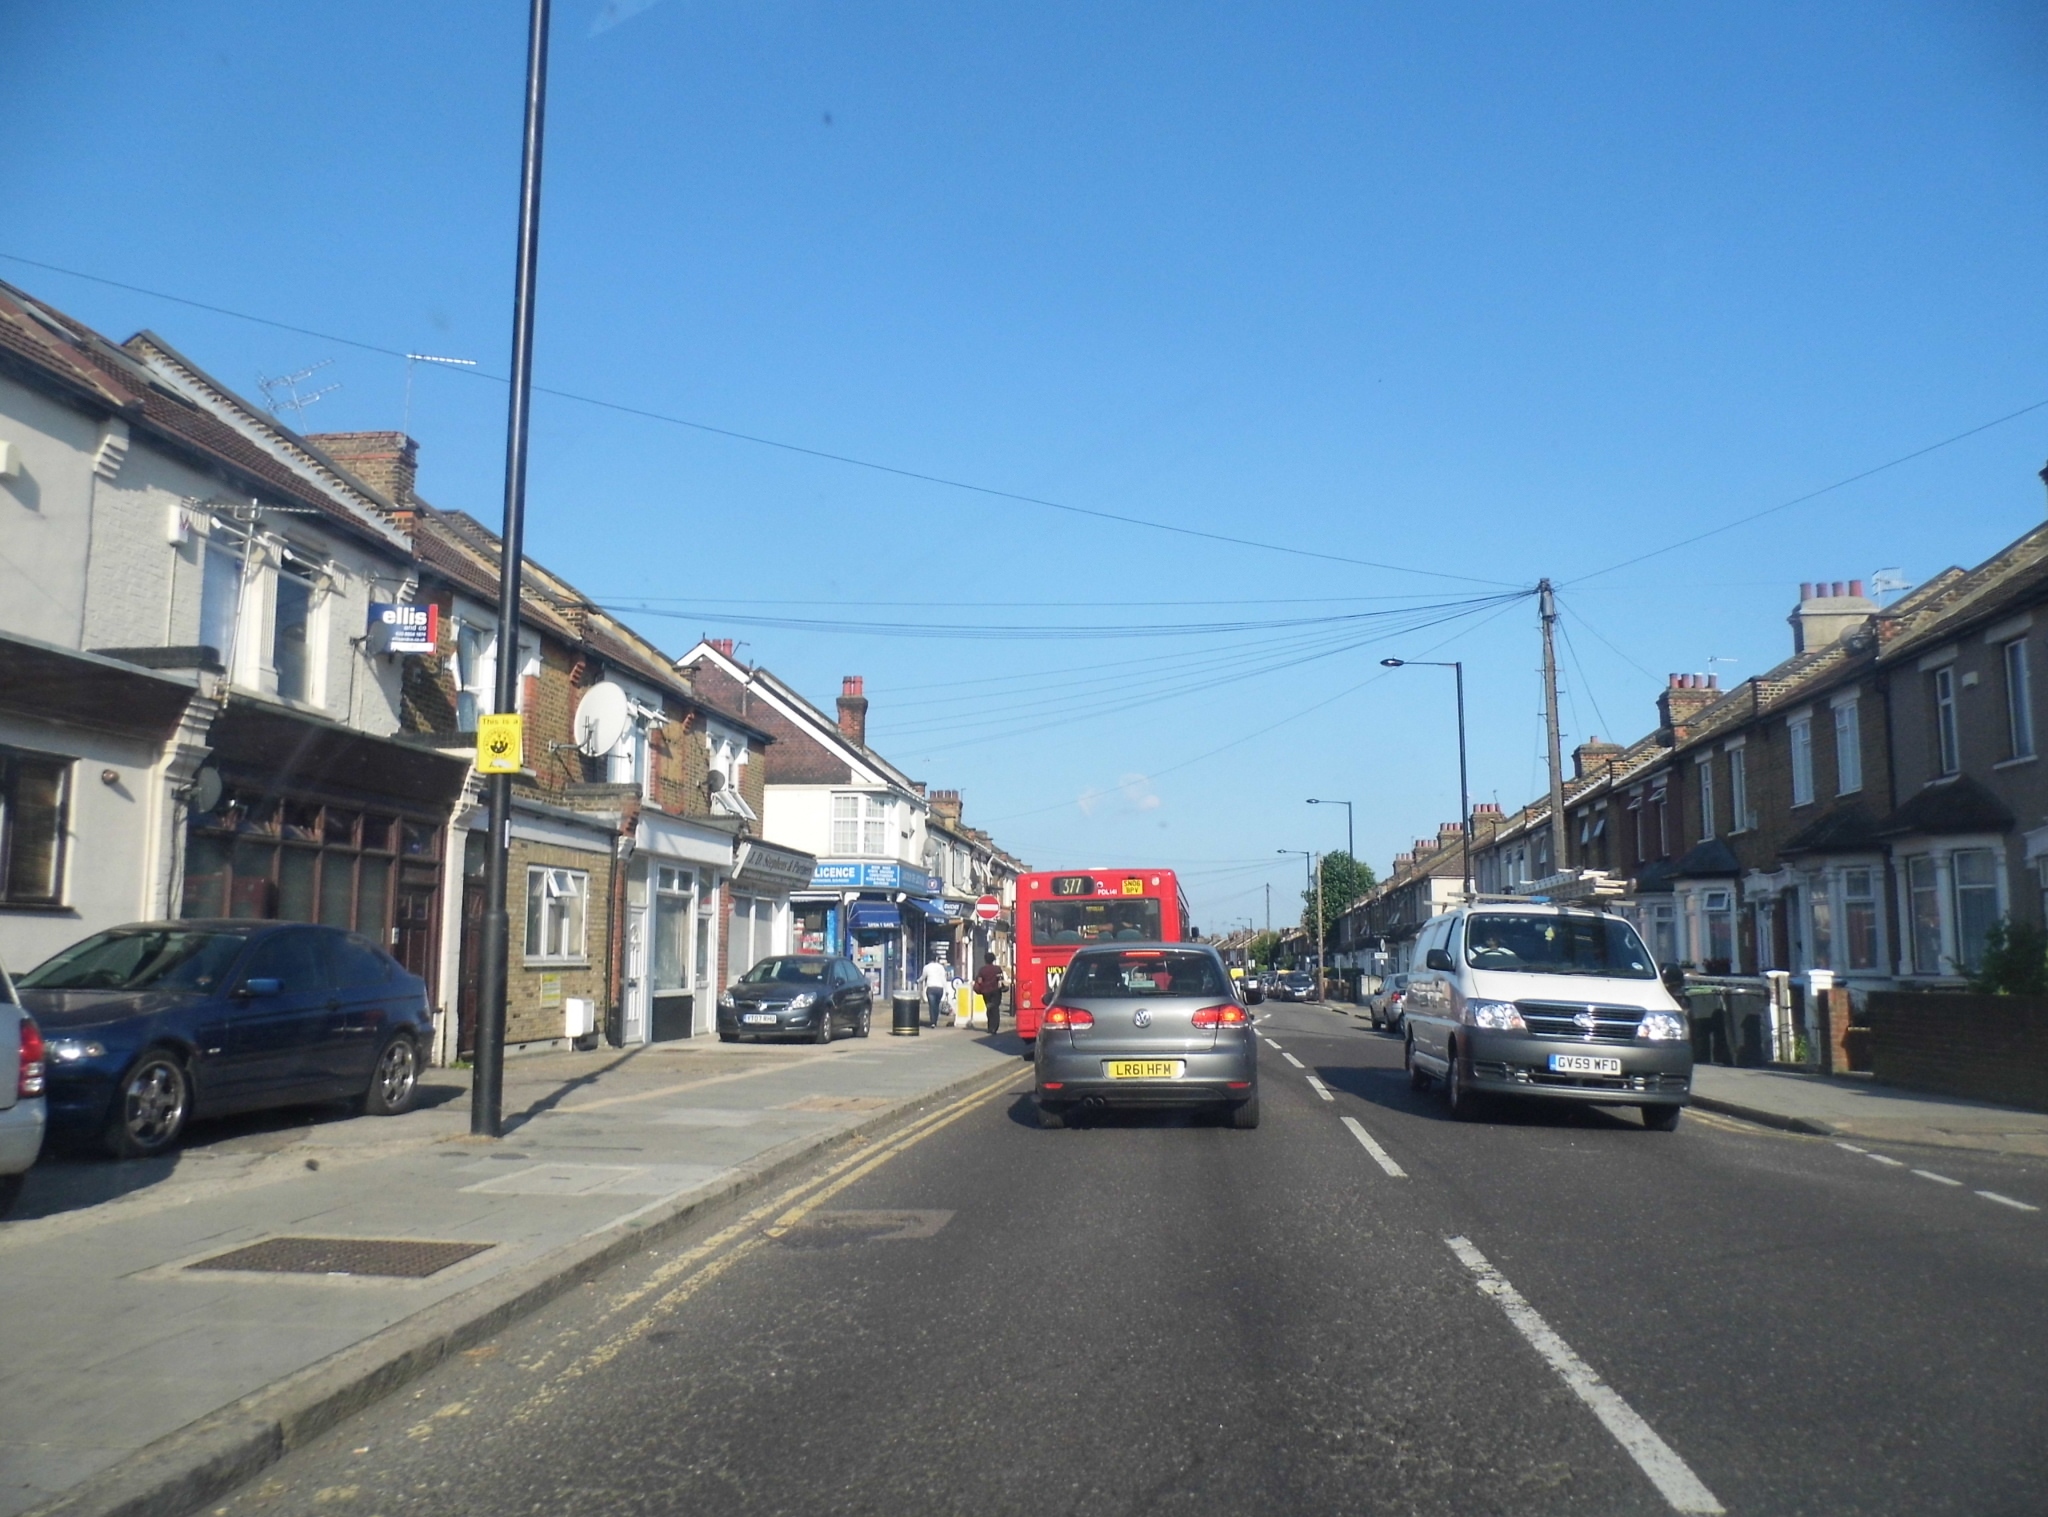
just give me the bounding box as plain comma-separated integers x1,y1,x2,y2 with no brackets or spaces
973,954,1005,1035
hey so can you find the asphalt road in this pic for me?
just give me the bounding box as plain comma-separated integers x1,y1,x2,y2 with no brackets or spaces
215,1004,2048,1516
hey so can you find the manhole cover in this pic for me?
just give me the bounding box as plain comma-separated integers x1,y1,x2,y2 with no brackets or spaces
188,1237,494,1278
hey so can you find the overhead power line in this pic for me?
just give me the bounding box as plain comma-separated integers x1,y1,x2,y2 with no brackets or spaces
0,249,1519,588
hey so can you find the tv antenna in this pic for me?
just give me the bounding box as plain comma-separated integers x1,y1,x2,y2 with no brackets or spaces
1868,568,1913,602
403,353,478,435
256,360,341,426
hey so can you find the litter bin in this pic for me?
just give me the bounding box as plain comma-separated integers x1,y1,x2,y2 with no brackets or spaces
891,991,921,1037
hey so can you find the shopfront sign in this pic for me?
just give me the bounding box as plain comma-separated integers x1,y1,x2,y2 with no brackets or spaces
370,601,439,655
808,860,936,894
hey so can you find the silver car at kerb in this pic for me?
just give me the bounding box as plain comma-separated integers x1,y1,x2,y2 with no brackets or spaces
1033,944,1259,1129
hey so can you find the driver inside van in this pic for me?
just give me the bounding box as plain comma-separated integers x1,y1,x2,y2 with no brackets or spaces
1467,922,1522,969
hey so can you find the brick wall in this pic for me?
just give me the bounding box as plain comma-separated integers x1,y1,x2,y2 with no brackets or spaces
1865,991,2048,1111
506,838,614,1045
692,660,852,784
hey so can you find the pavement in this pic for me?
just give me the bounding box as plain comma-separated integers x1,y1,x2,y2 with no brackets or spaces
0,1022,1021,1517
1331,997,2048,1157
193,1001,2048,1517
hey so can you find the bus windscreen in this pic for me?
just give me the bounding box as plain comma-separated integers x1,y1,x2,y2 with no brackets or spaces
1030,898,1163,945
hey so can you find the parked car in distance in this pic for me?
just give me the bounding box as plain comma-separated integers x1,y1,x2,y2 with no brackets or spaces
1238,973,1264,1005
1,955,47,1217
1367,972,1411,1033
1401,903,1692,1129
1274,972,1318,1003
717,956,873,1043
17,921,430,1160
1034,943,1258,1129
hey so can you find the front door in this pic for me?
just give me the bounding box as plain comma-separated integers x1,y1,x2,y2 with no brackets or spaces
624,902,648,1045
393,867,439,999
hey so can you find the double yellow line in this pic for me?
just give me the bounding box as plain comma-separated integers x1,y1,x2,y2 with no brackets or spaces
509,1064,1027,1419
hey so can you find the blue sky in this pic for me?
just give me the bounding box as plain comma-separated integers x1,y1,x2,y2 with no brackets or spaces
7,1,2048,931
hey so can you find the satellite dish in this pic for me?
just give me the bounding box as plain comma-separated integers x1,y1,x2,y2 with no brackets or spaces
573,682,631,758
705,770,727,793
185,765,223,814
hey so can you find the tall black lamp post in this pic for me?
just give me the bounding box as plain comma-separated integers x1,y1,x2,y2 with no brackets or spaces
1306,797,1353,859
1380,658,1473,900
473,0,554,1139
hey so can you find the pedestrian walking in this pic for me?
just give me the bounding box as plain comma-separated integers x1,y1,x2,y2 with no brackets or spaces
921,954,952,1028
973,954,1005,1035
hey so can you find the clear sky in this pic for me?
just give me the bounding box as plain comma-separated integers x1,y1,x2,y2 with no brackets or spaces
7,1,2047,931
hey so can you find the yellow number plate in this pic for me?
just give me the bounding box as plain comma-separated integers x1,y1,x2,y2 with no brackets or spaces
1105,1060,1183,1080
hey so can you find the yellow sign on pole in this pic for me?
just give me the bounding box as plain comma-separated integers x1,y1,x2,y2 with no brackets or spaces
476,713,524,774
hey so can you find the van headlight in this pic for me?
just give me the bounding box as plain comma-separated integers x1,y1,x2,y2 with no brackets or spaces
1637,1010,1687,1042
1462,999,1526,1030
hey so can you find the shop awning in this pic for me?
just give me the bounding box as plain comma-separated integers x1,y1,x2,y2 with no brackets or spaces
847,901,902,931
207,695,472,814
902,896,958,924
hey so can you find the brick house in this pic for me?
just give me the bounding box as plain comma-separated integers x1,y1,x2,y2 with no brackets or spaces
311,432,796,1054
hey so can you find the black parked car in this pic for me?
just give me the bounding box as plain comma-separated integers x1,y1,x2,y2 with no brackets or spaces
17,921,431,1159
717,955,873,1043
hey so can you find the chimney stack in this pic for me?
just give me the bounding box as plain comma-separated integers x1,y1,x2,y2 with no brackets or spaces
930,789,963,826
307,431,419,519
708,638,735,658
1572,735,1625,779
836,676,869,747
1788,579,1878,654
1657,673,1721,742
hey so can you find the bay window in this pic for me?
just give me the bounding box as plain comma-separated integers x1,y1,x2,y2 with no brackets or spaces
831,792,890,856
1841,867,1879,971
1952,849,2000,975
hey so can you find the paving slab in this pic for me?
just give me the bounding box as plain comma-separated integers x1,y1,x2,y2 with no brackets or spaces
1690,1064,2048,1156
0,1027,1022,1517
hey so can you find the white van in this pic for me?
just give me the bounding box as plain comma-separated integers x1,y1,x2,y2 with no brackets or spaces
1401,902,1692,1129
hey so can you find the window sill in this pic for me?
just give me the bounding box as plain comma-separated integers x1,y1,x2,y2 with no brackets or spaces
0,902,78,915
1993,754,2038,771
1835,785,1863,797
523,959,591,970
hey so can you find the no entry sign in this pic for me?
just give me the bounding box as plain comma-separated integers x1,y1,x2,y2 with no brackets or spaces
975,895,1001,922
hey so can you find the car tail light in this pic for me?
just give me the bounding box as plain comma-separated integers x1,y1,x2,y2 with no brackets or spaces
18,1017,45,1098
1190,1004,1249,1028
1042,1006,1094,1029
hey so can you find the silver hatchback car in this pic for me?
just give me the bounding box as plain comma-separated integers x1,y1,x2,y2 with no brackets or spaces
1033,943,1258,1129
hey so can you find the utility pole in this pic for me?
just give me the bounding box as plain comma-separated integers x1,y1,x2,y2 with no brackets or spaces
474,0,554,1139
1454,660,1472,901
1538,578,1568,881
1315,852,1327,996
1264,881,1271,934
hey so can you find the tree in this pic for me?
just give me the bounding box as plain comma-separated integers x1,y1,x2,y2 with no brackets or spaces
1301,851,1376,946
1247,930,1282,968
1969,919,2048,996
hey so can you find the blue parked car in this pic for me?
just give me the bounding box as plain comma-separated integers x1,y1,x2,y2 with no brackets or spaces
17,921,431,1159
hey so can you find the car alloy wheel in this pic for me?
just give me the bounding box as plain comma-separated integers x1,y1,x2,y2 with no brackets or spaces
857,1006,871,1038
813,1013,833,1045
364,1036,419,1116
1406,1034,1430,1092
108,1051,190,1159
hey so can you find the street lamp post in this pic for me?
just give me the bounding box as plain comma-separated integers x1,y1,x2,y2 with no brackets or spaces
473,0,555,1140
1278,848,1326,992
1306,798,1353,860
1381,658,1473,900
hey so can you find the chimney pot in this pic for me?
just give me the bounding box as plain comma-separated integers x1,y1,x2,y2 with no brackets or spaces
1800,582,1814,601
1849,578,1864,598
1708,674,1720,690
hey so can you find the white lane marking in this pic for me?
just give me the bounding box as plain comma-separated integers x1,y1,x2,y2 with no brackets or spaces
1340,1116,1407,1177
1833,1141,1867,1153
1978,1190,2041,1213
1305,1075,1333,1101
1264,1038,1283,1050
1445,1237,1724,1515
1911,1169,1961,1187
1281,1051,1305,1069
1865,1153,1905,1168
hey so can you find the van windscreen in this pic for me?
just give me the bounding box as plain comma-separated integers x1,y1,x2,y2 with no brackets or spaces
1462,914,1656,979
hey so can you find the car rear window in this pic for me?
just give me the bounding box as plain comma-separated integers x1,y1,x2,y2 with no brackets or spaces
1059,950,1229,998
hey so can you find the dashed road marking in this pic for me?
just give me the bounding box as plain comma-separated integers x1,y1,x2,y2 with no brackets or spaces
1340,1116,1407,1178
1833,1141,1867,1154
1446,1237,1724,1514
1264,1038,1282,1050
1911,1169,1961,1187
1977,1190,2041,1213
1865,1153,1905,1168
1305,1075,1333,1101
1281,1052,1305,1069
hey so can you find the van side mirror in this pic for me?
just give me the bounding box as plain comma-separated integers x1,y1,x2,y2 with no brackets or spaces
1425,949,1454,972
239,977,282,998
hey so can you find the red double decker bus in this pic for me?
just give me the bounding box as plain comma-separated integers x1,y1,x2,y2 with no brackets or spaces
1013,868,1192,1042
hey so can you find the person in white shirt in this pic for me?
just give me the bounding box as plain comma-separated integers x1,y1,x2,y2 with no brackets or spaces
921,955,952,1027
